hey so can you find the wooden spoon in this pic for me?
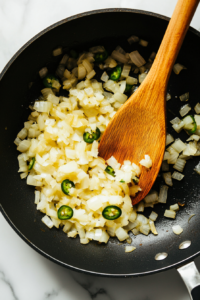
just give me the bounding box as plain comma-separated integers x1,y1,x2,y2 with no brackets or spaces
99,0,199,205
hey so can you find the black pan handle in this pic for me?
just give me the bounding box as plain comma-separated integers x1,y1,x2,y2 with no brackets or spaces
177,262,200,300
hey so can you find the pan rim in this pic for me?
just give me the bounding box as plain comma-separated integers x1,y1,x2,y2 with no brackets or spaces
1,8,200,277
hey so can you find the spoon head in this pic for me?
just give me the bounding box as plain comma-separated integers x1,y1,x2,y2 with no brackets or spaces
98,86,166,205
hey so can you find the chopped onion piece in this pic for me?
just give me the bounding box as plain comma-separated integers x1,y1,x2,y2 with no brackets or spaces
125,246,136,253
101,71,109,82
17,140,31,152
172,225,183,235
139,154,152,168
170,203,179,211
166,134,174,146
188,214,195,223
173,63,186,75
179,92,189,102
126,237,132,244
39,67,48,78
149,220,158,235
167,152,179,165
60,54,69,66
34,190,40,204
127,35,139,44
144,191,158,204
162,172,173,186
14,137,22,146
194,115,200,127
115,227,129,241
170,117,181,125
87,70,96,80
149,52,156,62
158,185,169,203
121,64,131,78
140,224,150,236
42,215,54,228
163,151,171,161
194,103,200,114
187,135,200,142
78,64,87,80
166,93,171,101
182,143,197,156
149,211,158,221
139,73,147,83
132,228,140,235
115,46,126,55
162,161,169,171
164,210,176,219
33,101,52,113
20,172,28,179
53,47,62,56
171,139,186,153
139,39,148,47
173,158,186,172
194,162,200,174
137,201,144,212
126,76,138,85
89,45,105,53
17,128,28,140
172,171,184,181
111,50,129,64
179,104,191,117
129,51,146,67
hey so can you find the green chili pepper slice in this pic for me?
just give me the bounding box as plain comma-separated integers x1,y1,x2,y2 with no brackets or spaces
43,74,59,88
120,180,125,183
102,205,122,220
28,157,35,170
70,50,78,59
83,128,101,143
183,115,197,135
57,205,73,220
109,65,122,81
132,176,139,185
61,179,75,195
94,50,108,62
125,84,133,93
105,165,115,177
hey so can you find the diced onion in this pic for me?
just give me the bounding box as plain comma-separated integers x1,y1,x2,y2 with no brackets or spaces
179,104,191,117
149,211,158,221
140,224,150,235
187,135,200,142
53,47,62,56
194,162,200,174
172,171,184,181
170,203,179,211
139,154,152,168
173,158,186,172
171,139,186,153
170,117,181,125
39,67,48,78
149,52,156,62
164,210,176,219
149,220,158,235
115,227,129,241
42,215,54,228
60,54,69,66
125,246,136,253
137,201,144,212
172,225,183,235
179,92,189,102
78,64,87,80
144,191,158,204
139,73,147,83
139,39,148,47
17,140,31,152
194,103,200,114
173,63,186,75
129,51,146,67
166,93,171,101
121,64,131,78
162,172,173,186
33,101,52,113
127,35,139,44
166,134,174,146
87,70,96,80
101,71,109,82
126,76,138,85
158,185,169,203
111,50,129,64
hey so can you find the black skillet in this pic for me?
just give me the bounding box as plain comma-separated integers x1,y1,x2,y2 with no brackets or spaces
1,8,200,299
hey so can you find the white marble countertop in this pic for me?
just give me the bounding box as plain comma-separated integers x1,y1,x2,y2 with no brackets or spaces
1,1,200,299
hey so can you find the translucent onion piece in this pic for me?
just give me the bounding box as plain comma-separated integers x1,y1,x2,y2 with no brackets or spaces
17,140,31,152
139,39,148,47
170,203,179,211
41,88,54,99
144,191,158,203
149,220,158,235
162,172,173,186
53,47,62,56
137,201,144,212
111,50,129,64
164,210,176,219
139,66,146,74
129,51,146,67
56,64,65,78
173,158,186,172
115,227,129,241
101,71,109,82
127,35,139,44
172,225,183,235
182,143,197,156
170,117,181,125
125,246,136,253
149,52,156,62
194,115,200,127
173,63,186,75
149,211,158,221
194,103,200,114
126,76,138,85
132,228,140,235
162,161,169,171
121,64,131,78
87,70,96,80
33,101,52,113
163,151,170,161
78,64,87,80
194,162,200,174
172,171,185,181
171,139,186,153
39,67,48,78
115,46,126,55
166,134,174,146
158,185,169,203
179,92,189,102
82,59,93,73
60,54,69,66
139,73,147,83
187,135,200,142
89,45,105,53
42,215,54,228
140,224,150,235
20,172,28,179
166,93,171,101
179,104,191,117
17,128,28,140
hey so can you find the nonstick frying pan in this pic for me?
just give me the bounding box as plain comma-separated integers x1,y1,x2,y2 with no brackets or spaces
1,8,200,299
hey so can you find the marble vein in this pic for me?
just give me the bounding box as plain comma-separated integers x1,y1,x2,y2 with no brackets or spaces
0,270,19,300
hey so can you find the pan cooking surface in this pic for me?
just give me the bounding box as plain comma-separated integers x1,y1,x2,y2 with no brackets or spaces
1,9,200,276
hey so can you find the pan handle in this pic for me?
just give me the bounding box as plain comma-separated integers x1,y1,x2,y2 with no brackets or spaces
177,261,200,300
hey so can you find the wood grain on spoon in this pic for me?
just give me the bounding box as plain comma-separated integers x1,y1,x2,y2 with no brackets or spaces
99,0,199,205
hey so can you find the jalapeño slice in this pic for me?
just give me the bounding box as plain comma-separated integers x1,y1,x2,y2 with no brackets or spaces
102,205,122,220
109,65,122,81
28,157,35,170
43,74,59,88
57,205,73,220
94,50,108,62
61,179,75,195
83,128,101,143
105,165,115,177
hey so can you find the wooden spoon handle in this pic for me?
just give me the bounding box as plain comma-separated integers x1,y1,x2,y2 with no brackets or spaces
149,0,199,87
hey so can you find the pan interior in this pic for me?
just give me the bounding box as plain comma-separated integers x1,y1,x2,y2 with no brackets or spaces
1,9,200,276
